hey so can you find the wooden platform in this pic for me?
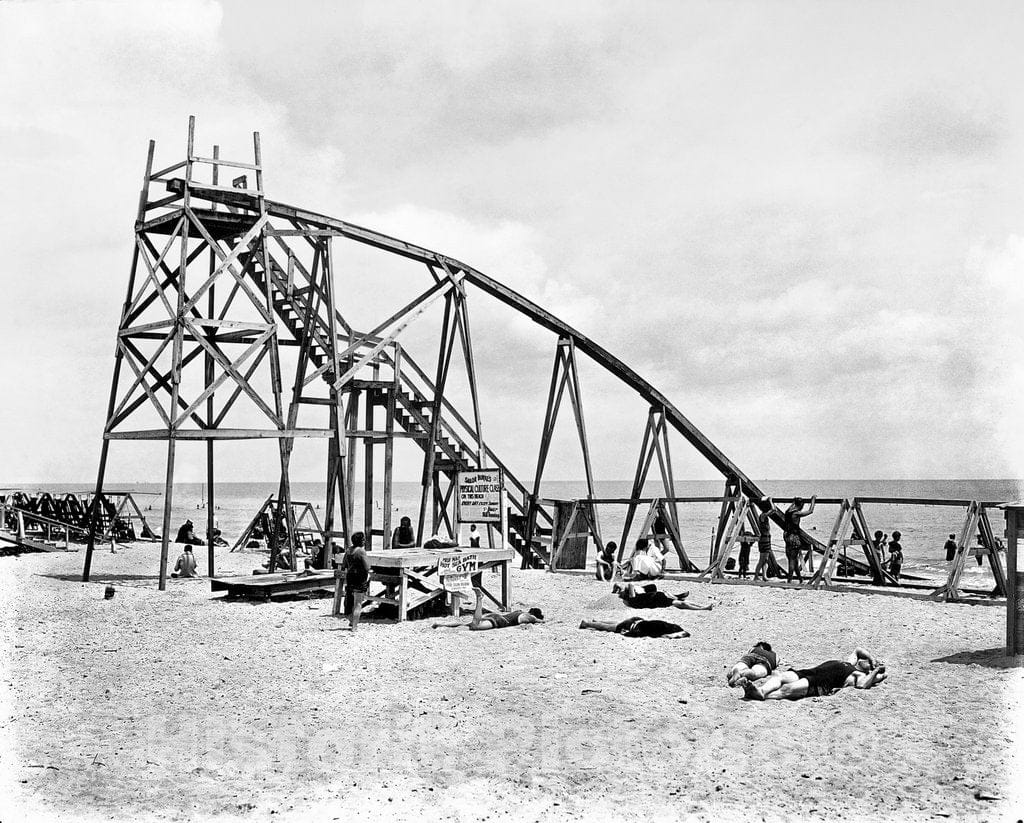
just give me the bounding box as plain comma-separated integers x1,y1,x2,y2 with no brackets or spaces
334,547,514,622
210,570,334,600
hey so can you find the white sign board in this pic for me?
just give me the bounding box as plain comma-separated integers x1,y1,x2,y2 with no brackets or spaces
456,470,503,524
438,553,478,576
439,553,478,597
442,572,473,596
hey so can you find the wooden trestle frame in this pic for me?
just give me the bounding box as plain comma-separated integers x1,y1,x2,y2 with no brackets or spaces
87,118,974,592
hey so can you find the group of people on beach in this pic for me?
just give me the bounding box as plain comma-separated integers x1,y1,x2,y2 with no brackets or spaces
333,517,891,701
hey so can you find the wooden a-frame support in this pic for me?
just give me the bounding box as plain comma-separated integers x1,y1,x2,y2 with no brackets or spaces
700,490,760,580
930,502,1007,601
617,407,698,573
809,499,895,589
524,336,602,568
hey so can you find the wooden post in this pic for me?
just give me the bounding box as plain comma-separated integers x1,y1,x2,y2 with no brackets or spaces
1005,505,1023,657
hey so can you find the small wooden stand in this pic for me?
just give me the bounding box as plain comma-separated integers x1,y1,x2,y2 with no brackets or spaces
331,547,513,622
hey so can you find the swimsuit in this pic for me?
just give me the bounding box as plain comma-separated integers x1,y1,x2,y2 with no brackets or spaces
794,660,855,696
740,647,778,672
616,617,684,638
625,591,675,609
483,611,523,629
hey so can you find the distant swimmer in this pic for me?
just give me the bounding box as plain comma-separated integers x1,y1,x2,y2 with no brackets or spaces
613,582,712,611
432,587,543,631
726,642,778,686
741,648,886,700
944,533,957,565
579,616,690,639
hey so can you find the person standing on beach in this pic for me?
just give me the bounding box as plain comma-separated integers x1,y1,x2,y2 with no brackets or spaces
468,524,481,548
887,535,903,580
753,506,774,580
783,496,816,582
341,531,371,632
652,511,670,552
737,530,754,578
943,533,958,568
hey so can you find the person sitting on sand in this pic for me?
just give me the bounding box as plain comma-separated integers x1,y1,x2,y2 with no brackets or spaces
741,647,886,700
625,537,666,580
340,531,372,632
613,582,712,611
171,545,198,578
174,519,202,545
726,642,778,686
596,541,617,581
391,516,416,549
432,587,543,631
579,616,690,639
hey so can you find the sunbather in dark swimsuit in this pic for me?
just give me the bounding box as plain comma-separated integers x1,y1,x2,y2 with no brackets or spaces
792,660,857,697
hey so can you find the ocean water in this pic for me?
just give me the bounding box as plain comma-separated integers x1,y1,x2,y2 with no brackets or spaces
29,478,1021,584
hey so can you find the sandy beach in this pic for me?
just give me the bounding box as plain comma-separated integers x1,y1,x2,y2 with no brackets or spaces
1,543,1021,823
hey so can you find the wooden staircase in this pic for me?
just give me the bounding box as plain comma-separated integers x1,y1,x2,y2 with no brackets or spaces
247,256,553,561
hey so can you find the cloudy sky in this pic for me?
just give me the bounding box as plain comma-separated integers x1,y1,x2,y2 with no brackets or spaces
1,0,1022,485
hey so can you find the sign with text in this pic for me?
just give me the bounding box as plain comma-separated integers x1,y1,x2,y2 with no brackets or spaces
442,572,473,596
438,553,478,576
456,470,504,524
439,553,477,597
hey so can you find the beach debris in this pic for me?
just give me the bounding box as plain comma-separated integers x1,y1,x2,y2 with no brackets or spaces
580,689,602,695
104,585,115,599
973,790,1001,801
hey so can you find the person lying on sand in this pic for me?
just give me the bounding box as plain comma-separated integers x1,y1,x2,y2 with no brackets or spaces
741,648,886,700
432,588,543,631
726,641,778,686
613,582,712,611
579,616,689,639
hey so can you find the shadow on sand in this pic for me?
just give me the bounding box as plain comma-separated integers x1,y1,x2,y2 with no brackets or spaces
931,647,1022,669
